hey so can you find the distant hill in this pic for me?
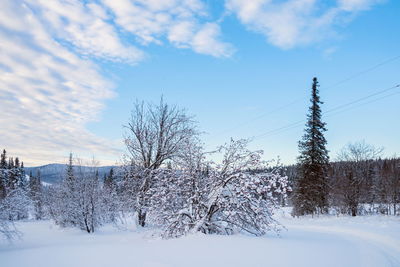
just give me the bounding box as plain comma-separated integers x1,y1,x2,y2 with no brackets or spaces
25,164,117,184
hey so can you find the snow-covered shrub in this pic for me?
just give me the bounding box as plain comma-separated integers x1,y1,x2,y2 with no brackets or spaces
195,170,289,236
0,188,30,240
147,167,210,236
0,189,30,240
0,212,19,241
1,188,31,221
46,156,119,233
147,139,290,238
49,172,103,232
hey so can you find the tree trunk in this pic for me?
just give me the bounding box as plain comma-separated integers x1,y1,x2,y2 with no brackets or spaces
351,206,357,216
138,209,147,227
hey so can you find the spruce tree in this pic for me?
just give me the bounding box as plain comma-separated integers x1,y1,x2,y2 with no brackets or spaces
7,157,17,190
63,153,78,227
0,149,6,168
293,77,329,216
0,150,6,199
14,157,20,168
103,168,118,222
104,168,115,189
66,153,74,186
29,170,43,219
8,157,14,169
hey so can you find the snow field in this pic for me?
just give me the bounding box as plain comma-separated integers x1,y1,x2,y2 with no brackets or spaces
1,212,399,267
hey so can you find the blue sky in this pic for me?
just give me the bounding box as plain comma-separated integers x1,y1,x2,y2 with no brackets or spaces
0,0,399,166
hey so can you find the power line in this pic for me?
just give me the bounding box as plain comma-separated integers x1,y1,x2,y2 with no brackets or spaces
323,55,400,90
252,120,304,139
257,91,400,139
252,83,400,140
324,84,400,115
214,99,300,136
325,90,400,118
212,55,400,138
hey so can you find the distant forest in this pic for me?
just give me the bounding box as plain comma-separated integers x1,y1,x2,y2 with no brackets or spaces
284,157,400,216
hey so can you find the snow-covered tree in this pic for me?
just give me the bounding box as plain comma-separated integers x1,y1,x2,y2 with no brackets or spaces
0,207,20,241
123,98,198,226
0,149,7,199
102,168,120,223
29,171,44,220
0,150,30,240
48,156,109,233
2,188,30,221
147,139,290,238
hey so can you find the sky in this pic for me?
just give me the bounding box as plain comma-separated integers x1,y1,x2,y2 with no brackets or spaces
0,0,399,166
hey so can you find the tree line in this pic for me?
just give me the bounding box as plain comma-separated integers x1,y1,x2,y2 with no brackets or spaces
285,155,400,216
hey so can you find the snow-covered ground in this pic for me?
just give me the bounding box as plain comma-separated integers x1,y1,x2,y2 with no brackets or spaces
1,211,399,267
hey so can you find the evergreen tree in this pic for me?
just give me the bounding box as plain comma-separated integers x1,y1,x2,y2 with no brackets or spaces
103,168,119,222
14,157,20,168
8,157,14,169
0,149,7,169
29,170,43,220
7,158,17,190
0,150,6,199
60,153,78,227
66,153,74,184
14,157,25,188
104,168,115,189
293,77,329,216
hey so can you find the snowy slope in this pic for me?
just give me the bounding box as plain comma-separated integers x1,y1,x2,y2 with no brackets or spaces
0,214,399,267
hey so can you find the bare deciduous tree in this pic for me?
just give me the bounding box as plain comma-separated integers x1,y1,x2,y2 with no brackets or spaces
337,141,383,162
125,98,197,170
333,141,384,216
123,98,198,227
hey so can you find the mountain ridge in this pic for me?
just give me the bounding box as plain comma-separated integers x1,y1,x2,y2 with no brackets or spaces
25,164,117,184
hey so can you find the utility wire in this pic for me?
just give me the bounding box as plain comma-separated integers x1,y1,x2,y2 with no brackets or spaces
212,55,400,138
323,55,400,90
257,90,400,139
252,83,400,140
214,99,300,136
324,84,400,115
325,90,400,118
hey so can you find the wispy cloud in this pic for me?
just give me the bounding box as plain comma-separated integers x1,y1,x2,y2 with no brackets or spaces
225,0,383,49
25,0,145,63
0,0,124,165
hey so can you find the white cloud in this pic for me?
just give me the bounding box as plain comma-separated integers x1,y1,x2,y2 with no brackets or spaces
101,0,233,57
191,23,234,57
225,0,383,49
25,0,145,64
